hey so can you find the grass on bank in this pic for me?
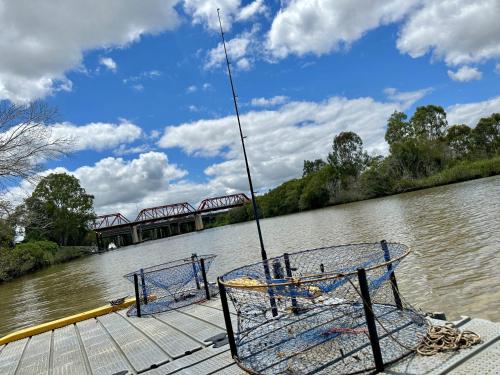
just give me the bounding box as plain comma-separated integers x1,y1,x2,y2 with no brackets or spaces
0,241,91,282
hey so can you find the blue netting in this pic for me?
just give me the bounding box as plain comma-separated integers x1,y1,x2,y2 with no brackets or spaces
124,254,218,316
220,242,427,375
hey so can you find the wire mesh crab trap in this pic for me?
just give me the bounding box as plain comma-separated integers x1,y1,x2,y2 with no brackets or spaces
218,241,428,374
124,253,218,317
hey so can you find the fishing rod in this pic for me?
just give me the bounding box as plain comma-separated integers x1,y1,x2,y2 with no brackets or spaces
216,9,268,263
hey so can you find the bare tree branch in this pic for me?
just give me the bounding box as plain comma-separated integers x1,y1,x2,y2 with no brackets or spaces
0,101,72,194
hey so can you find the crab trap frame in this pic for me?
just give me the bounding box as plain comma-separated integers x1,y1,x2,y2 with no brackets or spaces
218,241,427,374
124,253,217,317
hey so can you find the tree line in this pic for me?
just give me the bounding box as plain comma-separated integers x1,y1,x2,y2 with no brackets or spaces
217,105,500,225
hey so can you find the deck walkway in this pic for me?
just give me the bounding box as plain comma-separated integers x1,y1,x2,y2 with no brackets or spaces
0,297,498,374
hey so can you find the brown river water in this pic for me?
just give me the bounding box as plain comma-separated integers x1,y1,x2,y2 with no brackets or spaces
0,176,499,337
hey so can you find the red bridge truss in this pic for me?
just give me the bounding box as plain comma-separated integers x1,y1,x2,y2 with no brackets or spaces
197,193,250,212
91,213,131,230
93,193,251,230
135,202,196,222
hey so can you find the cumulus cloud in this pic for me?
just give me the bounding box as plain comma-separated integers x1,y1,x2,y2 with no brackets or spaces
447,66,482,82
74,152,186,212
250,95,289,107
50,120,143,152
397,0,500,66
0,1,178,102
159,96,405,191
99,57,117,72
187,85,197,93
266,0,418,58
183,0,266,30
447,96,500,126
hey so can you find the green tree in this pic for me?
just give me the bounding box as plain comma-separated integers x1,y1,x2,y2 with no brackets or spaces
411,105,448,140
24,173,95,246
302,159,326,176
385,111,413,147
446,124,473,158
327,131,367,187
472,113,500,157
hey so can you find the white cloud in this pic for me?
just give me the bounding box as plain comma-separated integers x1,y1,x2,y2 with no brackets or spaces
99,57,117,72
236,0,268,21
187,85,197,93
250,95,289,107
74,152,187,216
205,27,258,70
50,120,143,152
132,84,144,91
266,0,418,58
447,66,482,82
447,96,500,126
202,83,212,90
183,0,241,30
397,0,500,66
495,63,500,74
188,105,199,112
383,87,432,107
159,96,405,191
0,1,178,103
123,70,162,84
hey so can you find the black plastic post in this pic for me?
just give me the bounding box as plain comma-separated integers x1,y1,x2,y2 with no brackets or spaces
283,253,298,313
381,240,403,310
320,263,325,273
191,254,201,290
357,268,384,372
133,273,142,318
218,278,237,358
200,258,211,300
139,268,148,305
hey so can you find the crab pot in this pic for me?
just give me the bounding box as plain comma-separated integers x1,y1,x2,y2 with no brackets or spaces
218,242,427,375
124,254,218,316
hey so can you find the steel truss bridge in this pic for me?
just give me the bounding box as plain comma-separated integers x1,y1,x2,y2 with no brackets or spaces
91,193,250,232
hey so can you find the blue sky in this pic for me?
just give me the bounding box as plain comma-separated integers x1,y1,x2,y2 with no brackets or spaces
2,0,499,219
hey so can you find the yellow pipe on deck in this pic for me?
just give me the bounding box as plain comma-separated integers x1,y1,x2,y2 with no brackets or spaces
0,297,137,346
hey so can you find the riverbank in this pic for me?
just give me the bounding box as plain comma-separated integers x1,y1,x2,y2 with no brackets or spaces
0,241,93,283
209,156,500,227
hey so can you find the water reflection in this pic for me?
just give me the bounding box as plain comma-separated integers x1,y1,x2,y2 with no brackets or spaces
0,176,498,336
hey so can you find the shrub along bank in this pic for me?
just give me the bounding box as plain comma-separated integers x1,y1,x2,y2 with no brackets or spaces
0,241,91,282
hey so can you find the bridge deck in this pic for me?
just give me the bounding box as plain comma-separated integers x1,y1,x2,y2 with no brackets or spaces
0,298,498,374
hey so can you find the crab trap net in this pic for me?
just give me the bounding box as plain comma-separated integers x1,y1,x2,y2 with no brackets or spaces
124,253,218,316
218,241,428,375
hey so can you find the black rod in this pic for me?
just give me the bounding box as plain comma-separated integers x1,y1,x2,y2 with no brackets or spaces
218,278,238,357
191,254,201,290
133,273,142,318
320,263,325,273
217,8,277,317
139,268,148,305
200,258,211,300
283,253,298,313
216,9,267,262
357,268,384,372
381,240,403,310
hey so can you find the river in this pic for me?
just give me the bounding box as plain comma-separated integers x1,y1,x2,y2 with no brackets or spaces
0,176,499,337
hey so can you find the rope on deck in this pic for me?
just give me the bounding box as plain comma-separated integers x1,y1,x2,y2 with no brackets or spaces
416,323,481,356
